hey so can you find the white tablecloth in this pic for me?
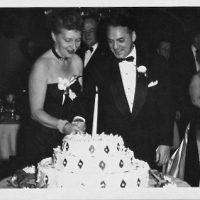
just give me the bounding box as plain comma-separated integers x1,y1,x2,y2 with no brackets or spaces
0,124,20,160
0,176,191,200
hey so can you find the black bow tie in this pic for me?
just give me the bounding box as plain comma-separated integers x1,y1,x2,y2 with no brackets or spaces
85,47,93,52
117,56,134,63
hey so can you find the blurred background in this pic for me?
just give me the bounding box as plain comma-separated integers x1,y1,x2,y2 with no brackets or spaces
0,7,199,94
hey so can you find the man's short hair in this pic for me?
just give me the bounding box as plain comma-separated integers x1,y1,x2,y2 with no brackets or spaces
156,38,172,48
83,14,99,25
106,13,135,32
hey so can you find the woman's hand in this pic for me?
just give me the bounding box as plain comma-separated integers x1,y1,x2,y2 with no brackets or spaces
72,116,86,132
62,122,84,135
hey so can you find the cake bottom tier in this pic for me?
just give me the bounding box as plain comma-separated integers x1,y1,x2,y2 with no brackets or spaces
37,167,149,189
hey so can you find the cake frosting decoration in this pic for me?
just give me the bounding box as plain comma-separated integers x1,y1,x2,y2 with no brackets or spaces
36,133,150,189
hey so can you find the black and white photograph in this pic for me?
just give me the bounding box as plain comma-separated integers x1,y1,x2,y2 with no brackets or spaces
0,0,199,199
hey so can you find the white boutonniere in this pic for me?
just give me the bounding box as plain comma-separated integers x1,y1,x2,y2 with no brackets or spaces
148,80,158,88
58,76,78,105
137,65,147,77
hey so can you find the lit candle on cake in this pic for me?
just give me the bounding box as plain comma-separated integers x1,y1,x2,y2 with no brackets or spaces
92,86,98,137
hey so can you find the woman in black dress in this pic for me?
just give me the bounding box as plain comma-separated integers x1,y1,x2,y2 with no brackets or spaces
24,9,85,165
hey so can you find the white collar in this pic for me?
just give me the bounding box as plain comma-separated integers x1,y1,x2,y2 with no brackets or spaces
91,43,98,52
127,45,136,57
123,45,136,65
192,45,197,55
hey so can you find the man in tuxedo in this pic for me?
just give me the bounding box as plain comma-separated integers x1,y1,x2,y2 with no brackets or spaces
77,15,111,132
77,15,110,69
150,39,180,142
150,39,173,90
83,14,174,169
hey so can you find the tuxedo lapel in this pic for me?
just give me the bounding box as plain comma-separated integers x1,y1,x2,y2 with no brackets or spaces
85,49,94,68
189,50,198,74
132,46,148,120
131,72,147,120
110,59,130,117
135,45,144,67
85,45,104,68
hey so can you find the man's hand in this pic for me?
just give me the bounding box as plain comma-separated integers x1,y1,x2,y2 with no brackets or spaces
156,145,170,167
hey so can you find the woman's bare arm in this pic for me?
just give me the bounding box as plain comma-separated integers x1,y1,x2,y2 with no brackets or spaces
29,57,59,129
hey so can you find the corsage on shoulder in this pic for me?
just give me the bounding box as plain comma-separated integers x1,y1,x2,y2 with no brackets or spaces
58,76,80,105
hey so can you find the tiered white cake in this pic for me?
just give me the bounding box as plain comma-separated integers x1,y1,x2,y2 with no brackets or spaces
36,133,150,189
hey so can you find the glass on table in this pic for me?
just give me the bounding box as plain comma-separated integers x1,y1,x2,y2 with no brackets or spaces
10,109,16,120
0,99,5,122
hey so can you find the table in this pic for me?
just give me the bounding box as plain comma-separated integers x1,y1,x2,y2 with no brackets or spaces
0,175,193,200
0,123,20,160
0,173,190,188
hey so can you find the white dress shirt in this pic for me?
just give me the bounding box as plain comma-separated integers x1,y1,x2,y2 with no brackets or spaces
191,45,200,72
119,46,137,112
84,43,98,67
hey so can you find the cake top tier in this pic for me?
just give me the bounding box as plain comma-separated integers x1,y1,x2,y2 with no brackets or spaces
63,132,124,144
52,132,134,159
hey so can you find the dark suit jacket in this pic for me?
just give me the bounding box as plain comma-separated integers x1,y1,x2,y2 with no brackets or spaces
177,47,198,120
179,48,197,88
77,43,111,69
82,47,174,168
77,43,112,131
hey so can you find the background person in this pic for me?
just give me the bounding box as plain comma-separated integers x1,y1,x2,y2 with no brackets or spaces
176,29,200,140
184,72,200,186
78,14,111,132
